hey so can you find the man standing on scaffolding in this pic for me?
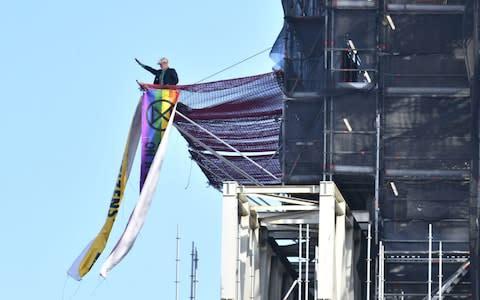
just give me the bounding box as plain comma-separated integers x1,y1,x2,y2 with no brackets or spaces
135,57,179,85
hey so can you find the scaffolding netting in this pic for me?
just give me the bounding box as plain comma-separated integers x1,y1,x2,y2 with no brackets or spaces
269,0,478,297
141,72,284,189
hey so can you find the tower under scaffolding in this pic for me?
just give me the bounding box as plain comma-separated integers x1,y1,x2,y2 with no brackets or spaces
173,0,480,298
268,0,477,298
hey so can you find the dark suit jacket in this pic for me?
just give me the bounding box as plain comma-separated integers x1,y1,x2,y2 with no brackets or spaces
142,65,179,85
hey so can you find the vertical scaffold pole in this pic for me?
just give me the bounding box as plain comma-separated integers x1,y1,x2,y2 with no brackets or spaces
428,224,433,300
375,114,380,243
250,230,255,300
305,224,310,299
366,223,372,300
379,241,384,300
328,6,335,182
237,226,241,300
298,224,302,300
439,241,443,300
314,246,318,300
221,182,239,300
323,0,328,183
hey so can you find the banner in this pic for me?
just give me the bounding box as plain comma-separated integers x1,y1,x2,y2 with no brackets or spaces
141,89,179,190
67,99,142,281
100,101,177,278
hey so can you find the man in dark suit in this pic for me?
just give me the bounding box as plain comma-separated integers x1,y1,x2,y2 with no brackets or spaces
135,57,179,85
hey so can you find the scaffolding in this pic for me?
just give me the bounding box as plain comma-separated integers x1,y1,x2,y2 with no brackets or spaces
220,181,362,300
274,0,479,298
172,0,480,298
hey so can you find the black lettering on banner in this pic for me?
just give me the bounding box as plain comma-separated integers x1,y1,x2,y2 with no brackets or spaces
113,187,121,198
108,209,118,218
115,166,123,189
87,253,101,271
108,196,120,216
110,198,120,209
109,168,123,217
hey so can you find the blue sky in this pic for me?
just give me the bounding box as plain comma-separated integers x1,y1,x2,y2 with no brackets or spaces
0,1,282,299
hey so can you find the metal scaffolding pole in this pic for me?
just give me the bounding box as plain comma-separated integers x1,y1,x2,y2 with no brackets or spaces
221,182,239,300
329,95,334,181
237,224,241,300
375,114,380,244
439,241,443,300
250,230,255,300
175,110,278,180
377,241,382,300
322,0,328,183
366,223,372,300
472,2,480,299
323,96,327,182
428,224,433,300
298,224,302,300
176,126,261,185
314,246,318,300
305,224,310,299
379,241,384,300
328,3,334,182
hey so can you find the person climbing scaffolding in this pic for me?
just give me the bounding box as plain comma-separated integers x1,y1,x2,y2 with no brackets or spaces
135,57,179,85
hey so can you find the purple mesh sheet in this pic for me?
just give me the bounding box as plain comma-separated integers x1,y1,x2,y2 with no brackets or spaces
146,72,284,188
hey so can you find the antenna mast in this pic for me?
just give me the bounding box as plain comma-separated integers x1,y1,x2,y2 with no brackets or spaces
175,225,180,300
190,242,199,300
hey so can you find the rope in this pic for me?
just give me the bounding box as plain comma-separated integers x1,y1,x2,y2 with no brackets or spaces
69,281,81,300
194,46,272,84
134,45,275,189
61,275,68,300
90,277,106,296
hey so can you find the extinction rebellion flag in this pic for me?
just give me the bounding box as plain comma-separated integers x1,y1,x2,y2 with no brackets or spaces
140,88,179,189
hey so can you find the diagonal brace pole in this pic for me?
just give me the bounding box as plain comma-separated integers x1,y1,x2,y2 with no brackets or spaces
175,110,279,180
175,124,262,185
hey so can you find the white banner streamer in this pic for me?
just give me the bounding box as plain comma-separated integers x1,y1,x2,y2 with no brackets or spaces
67,98,141,281
99,104,177,278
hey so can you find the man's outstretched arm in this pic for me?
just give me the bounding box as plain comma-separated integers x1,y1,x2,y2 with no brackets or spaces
135,58,157,75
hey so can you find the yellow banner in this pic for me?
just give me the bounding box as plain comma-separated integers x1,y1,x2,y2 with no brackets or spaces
67,99,141,280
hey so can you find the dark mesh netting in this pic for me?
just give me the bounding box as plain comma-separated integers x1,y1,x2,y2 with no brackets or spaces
383,96,472,172
141,72,284,189
141,0,478,296
189,151,281,189
382,181,470,221
272,0,477,297
270,1,378,97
